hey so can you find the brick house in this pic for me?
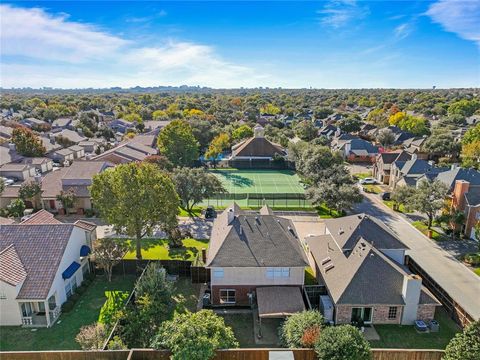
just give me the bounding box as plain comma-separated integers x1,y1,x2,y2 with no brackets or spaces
451,180,480,240
306,214,440,325
205,203,308,308
373,151,411,184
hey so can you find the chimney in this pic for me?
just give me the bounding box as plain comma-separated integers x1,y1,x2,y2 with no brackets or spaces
401,274,422,325
411,153,417,161
453,180,469,210
201,248,207,264
451,163,458,170
227,207,235,224
253,125,264,138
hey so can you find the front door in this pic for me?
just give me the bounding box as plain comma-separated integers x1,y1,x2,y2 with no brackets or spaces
49,200,56,209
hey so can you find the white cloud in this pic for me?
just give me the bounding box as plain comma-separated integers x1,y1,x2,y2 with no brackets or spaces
0,4,269,88
426,0,480,46
394,22,414,40
317,0,369,28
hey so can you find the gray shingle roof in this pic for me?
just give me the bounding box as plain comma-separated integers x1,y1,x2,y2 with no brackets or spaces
0,224,74,299
465,187,480,206
436,168,480,191
206,203,308,267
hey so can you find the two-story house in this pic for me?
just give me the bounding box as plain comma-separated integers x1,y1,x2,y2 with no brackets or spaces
306,214,440,325
0,218,96,327
205,203,308,316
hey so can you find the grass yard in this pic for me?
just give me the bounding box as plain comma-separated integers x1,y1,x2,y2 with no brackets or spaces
412,221,447,241
370,309,460,349
362,184,383,194
221,314,282,348
123,238,209,260
0,275,136,351
172,277,201,313
383,200,406,213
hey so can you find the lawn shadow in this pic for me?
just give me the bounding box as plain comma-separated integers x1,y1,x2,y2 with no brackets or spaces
220,172,254,188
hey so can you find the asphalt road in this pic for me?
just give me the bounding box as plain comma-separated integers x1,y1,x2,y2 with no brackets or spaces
354,192,480,321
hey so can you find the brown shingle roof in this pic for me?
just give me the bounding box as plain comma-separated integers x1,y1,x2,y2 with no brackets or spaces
62,161,112,180
0,245,27,286
232,137,285,158
0,224,74,299
21,210,62,225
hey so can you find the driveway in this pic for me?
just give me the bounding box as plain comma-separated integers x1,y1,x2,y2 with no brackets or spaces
355,192,480,321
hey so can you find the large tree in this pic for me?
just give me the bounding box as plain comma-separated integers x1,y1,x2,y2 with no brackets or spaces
295,145,344,183
314,325,371,360
408,180,449,229
444,320,480,360
172,167,225,213
307,181,362,214
18,181,42,209
294,120,317,142
204,133,230,167
11,126,46,157
423,129,459,158
280,310,324,348
376,128,395,148
157,120,199,167
231,124,253,142
151,310,238,360
90,162,179,260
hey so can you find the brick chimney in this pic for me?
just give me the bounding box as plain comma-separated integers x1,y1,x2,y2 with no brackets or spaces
401,274,422,325
453,180,470,211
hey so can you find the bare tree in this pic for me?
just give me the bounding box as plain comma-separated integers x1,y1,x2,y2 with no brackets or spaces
92,238,128,282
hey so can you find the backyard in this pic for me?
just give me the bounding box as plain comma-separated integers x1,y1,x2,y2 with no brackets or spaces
0,275,136,351
123,238,209,261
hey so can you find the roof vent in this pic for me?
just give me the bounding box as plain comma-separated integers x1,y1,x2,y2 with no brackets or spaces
321,257,331,265
324,264,335,272
338,228,344,235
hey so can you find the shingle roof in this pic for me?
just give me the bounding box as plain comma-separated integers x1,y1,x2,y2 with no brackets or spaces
206,203,309,268
0,216,15,225
0,224,75,299
232,137,285,158
323,213,408,251
41,168,67,198
465,187,480,206
436,168,480,191
54,129,87,144
0,245,27,286
62,161,112,180
21,210,62,225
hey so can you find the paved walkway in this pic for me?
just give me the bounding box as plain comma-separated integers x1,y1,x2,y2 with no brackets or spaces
355,192,480,321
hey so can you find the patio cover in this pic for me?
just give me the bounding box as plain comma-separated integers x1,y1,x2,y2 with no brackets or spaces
257,287,305,318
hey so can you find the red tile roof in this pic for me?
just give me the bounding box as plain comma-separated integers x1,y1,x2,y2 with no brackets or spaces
21,210,62,225
0,245,27,286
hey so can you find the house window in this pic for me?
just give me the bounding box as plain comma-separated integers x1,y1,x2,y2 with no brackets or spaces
281,268,290,278
65,282,72,298
0,293,6,300
388,307,398,320
21,303,32,317
266,267,290,279
213,268,224,279
266,268,274,279
71,278,78,293
219,289,236,304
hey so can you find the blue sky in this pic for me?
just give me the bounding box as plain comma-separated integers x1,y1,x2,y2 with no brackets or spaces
1,1,479,88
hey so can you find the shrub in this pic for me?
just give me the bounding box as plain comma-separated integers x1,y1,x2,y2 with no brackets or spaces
444,320,480,360
463,253,480,266
98,291,129,328
62,300,75,313
75,285,87,295
108,336,128,350
151,310,238,360
75,323,107,350
70,293,80,303
314,325,371,360
280,310,324,348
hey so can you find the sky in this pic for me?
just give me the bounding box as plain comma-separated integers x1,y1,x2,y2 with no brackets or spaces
1,1,479,89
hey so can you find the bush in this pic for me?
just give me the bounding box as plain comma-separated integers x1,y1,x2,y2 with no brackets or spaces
463,253,480,266
151,310,238,360
98,291,129,328
314,325,371,360
84,208,96,217
70,293,80,303
444,320,480,360
62,300,75,313
280,310,324,348
75,323,107,350
76,285,87,295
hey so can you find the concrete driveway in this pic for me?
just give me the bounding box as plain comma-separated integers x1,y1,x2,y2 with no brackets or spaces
355,192,480,321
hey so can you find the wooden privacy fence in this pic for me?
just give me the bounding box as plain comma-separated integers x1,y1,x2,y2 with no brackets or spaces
0,349,445,360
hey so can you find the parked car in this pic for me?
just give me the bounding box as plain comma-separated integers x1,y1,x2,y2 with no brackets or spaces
380,192,391,200
204,206,217,219
359,177,377,185
2,177,14,186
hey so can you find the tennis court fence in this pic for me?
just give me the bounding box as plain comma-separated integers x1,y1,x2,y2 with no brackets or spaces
203,192,313,208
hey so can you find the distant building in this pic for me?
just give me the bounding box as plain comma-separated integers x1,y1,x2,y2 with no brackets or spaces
229,125,286,161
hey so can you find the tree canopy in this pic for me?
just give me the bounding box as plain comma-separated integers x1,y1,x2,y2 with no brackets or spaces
157,120,199,167
11,126,46,157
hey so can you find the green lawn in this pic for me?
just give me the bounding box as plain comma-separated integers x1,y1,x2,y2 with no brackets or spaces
123,238,209,261
474,268,480,276
221,314,282,348
355,172,372,179
383,200,406,213
370,309,460,349
0,275,136,351
316,204,342,218
172,277,201,313
412,221,447,241
362,184,383,194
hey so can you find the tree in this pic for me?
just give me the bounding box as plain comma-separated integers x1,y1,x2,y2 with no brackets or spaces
294,120,317,142
157,120,199,167
123,113,142,123
338,116,361,133
18,181,42,209
75,323,107,350
143,154,174,172
295,145,343,182
205,133,230,167
90,162,179,260
92,238,128,282
424,131,459,158
56,188,77,212
389,112,429,136
444,320,480,360
366,108,388,127
314,325,371,360
448,99,480,117
462,123,480,145
151,310,238,360
376,128,395,148
390,185,415,211
172,167,225,214
307,181,362,214
232,124,253,142
462,141,480,169
11,127,46,157
7,199,26,217
408,180,449,228
260,103,281,115
280,310,324,348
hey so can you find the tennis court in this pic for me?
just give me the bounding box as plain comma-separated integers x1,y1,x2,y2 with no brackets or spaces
205,169,311,208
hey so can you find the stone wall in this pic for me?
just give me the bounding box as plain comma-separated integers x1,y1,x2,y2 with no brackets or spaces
417,304,437,322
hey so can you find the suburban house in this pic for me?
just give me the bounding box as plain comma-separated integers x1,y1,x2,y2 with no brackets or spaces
78,139,105,154
402,137,428,160
205,203,308,318
306,214,440,325
0,218,96,327
92,136,157,164
387,126,415,145
0,163,36,182
51,148,75,165
0,125,13,141
229,125,286,162
436,166,480,192
108,119,135,134
0,145,22,166
53,129,88,145
388,155,435,188
333,136,379,163
319,124,340,139
373,151,411,184
19,118,47,129
40,135,63,155
451,180,480,240
40,160,113,214
68,145,86,159
52,117,73,129
19,157,53,174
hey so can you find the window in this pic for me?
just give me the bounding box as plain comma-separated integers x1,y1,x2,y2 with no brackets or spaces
219,289,236,304
71,278,78,293
213,268,224,279
0,293,6,300
388,307,398,320
48,295,56,310
65,282,72,298
21,303,32,317
266,267,290,279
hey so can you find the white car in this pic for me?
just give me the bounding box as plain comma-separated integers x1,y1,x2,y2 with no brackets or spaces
359,177,377,185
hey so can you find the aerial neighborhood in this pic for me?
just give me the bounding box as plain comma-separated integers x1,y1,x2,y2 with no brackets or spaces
0,87,479,360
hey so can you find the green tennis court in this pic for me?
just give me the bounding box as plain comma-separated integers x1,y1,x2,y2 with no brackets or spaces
205,169,311,208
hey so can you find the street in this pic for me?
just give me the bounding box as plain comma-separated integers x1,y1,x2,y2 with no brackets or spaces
355,192,480,321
